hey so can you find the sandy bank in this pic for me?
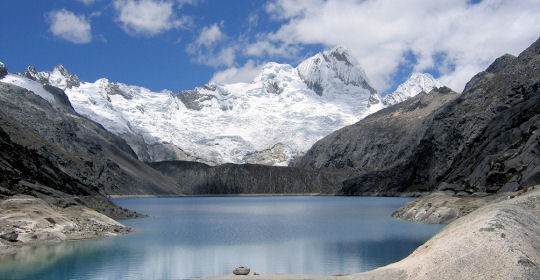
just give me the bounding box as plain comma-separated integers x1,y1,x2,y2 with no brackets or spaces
0,195,130,256
204,188,540,280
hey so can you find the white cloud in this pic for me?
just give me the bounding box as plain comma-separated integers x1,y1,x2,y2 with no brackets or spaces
78,0,99,5
195,23,225,48
245,40,300,59
114,0,188,36
47,9,92,44
262,0,540,92
187,23,236,67
210,60,263,84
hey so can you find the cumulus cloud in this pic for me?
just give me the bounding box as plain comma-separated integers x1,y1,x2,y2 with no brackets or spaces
114,0,188,36
210,60,263,84
47,9,92,44
261,0,540,92
187,23,237,67
195,23,225,48
245,40,300,59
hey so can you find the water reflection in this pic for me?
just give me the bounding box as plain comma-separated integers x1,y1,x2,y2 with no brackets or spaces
0,197,443,279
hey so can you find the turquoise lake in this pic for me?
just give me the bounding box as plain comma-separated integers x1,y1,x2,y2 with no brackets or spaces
0,196,443,279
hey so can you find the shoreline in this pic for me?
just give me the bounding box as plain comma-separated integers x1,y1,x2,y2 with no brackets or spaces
109,192,427,199
4,188,538,279
0,195,131,257
110,193,325,198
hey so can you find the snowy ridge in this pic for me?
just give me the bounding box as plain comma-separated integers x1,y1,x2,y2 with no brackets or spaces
383,73,443,106
1,74,56,103
1,48,443,166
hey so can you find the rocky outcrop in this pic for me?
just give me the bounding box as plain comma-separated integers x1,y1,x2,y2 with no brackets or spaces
391,191,509,224
150,161,351,195
0,196,131,256
296,37,540,195
0,62,7,79
243,143,291,166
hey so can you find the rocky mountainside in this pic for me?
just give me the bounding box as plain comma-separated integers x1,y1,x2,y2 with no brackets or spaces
294,86,458,171
296,37,540,195
150,160,351,195
0,75,181,198
18,47,385,166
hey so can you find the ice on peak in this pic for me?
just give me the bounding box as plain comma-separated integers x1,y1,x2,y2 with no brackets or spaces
383,73,443,106
297,46,377,97
326,46,358,66
50,65,81,89
252,62,295,83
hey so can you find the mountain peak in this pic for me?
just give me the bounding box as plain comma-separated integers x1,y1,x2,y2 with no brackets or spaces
326,46,357,66
23,65,81,90
383,73,443,106
51,65,81,89
297,46,377,96
24,66,49,84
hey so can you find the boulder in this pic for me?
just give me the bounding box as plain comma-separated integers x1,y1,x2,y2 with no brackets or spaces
0,230,18,242
233,266,250,275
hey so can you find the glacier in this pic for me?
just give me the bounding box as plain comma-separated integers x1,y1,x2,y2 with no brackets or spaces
1,48,443,166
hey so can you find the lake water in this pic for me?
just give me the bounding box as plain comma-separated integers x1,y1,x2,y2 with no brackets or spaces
0,196,443,279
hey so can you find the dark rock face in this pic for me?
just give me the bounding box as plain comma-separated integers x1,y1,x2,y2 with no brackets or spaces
0,62,7,79
176,88,217,111
0,82,181,208
0,125,132,218
150,161,351,195
296,37,540,195
295,87,458,172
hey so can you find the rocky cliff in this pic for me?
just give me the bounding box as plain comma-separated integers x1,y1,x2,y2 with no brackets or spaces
295,37,540,195
150,161,351,195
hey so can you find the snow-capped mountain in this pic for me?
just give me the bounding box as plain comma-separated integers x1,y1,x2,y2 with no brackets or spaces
1,47,442,166
383,73,443,106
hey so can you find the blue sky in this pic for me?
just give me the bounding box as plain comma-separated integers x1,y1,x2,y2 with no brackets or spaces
1,0,540,94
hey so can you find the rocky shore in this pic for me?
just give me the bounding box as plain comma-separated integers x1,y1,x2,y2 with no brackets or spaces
0,195,131,257
391,191,511,224
204,187,540,279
